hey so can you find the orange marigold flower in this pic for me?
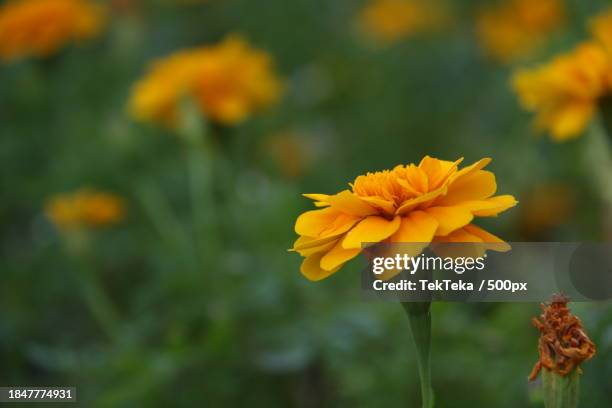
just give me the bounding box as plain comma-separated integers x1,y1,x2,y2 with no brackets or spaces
512,42,612,141
0,0,105,62
358,0,448,43
476,0,564,63
129,35,282,127
45,189,125,230
529,294,596,381
291,156,517,281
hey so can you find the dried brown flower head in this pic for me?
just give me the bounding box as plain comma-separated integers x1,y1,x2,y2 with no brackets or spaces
529,294,596,381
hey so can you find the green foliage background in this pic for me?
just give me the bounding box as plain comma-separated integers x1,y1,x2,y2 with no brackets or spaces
1,0,612,406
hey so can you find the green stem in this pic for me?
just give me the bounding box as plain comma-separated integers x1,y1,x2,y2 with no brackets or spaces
63,236,121,343
587,121,612,204
402,302,434,408
187,141,214,259
177,100,219,264
586,121,612,237
135,181,198,273
542,369,580,408
77,260,121,342
598,96,612,140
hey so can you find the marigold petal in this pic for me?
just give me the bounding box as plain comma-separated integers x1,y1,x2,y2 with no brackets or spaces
419,156,463,189
461,195,518,216
405,164,429,194
295,207,338,236
327,190,379,217
342,215,402,249
463,224,510,251
291,235,339,257
358,196,396,215
300,252,340,281
396,185,448,215
387,211,438,259
431,224,510,257
303,193,331,207
437,170,497,205
450,158,492,184
433,224,510,254
426,206,473,236
320,240,362,271
431,227,486,258
390,210,438,243
548,102,594,141
295,207,360,237
303,193,331,203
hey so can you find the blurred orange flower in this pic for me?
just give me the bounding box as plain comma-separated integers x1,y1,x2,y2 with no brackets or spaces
358,0,448,43
291,157,517,281
512,42,612,141
0,0,105,62
129,35,282,127
520,184,575,239
45,189,125,230
476,0,564,63
265,131,321,179
590,9,612,53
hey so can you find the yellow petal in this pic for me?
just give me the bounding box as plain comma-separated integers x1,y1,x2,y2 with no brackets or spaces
291,235,339,257
396,177,421,196
295,207,360,237
396,184,448,215
549,102,594,141
463,195,518,216
450,158,492,184
418,155,442,177
419,156,463,189
390,210,438,243
320,240,361,271
342,215,402,249
436,170,497,205
431,228,486,258
303,193,331,204
437,227,483,243
426,206,473,236
463,224,511,251
405,164,429,193
327,190,379,217
359,196,396,215
300,252,340,281
387,210,438,260
432,224,510,257
295,207,338,236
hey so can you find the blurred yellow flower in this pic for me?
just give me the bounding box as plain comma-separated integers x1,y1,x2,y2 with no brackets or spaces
590,9,612,52
512,42,612,141
45,189,125,230
291,156,517,281
129,35,282,126
476,0,564,63
358,0,448,43
0,0,105,62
